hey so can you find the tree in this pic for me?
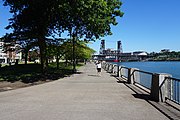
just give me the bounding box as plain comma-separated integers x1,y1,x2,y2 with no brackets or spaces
46,38,66,69
61,40,95,63
55,0,123,71
75,41,96,61
3,0,123,72
3,0,61,72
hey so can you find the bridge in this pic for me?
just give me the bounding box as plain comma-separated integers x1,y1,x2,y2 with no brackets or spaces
92,53,149,62
92,40,149,61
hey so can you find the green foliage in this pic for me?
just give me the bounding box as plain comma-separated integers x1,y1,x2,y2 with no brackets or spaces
150,51,180,61
58,0,124,40
59,40,95,60
3,0,123,72
3,0,123,40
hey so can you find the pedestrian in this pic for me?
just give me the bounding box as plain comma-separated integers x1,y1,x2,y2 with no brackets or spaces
96,61,102,76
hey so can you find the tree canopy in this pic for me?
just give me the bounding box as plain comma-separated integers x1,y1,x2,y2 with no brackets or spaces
3,0,123,39
3,0,124,72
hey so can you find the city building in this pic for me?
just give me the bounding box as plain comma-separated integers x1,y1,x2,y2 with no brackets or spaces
0,41,22,64
133,51,148,56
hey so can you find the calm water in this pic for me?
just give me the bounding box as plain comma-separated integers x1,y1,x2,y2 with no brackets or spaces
113,61,180,79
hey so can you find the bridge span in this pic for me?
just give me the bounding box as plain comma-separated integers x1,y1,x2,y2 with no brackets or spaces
92,53,149,62
96,40,150,62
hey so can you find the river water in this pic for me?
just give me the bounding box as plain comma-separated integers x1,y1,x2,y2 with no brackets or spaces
113,61,180,79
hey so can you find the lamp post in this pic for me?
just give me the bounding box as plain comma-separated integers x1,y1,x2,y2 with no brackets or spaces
72,36,76,73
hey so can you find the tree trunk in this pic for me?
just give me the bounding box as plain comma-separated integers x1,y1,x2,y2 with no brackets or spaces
25,49,28,65
56,53,59,69
65,59,68,66
38,37,47,73
46,57,48,68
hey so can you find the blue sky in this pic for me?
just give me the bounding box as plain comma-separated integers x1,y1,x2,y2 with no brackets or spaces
0,0,180,53
89,0,180,53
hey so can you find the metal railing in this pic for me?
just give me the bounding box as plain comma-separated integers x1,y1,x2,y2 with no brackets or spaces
102,62,153,90
162,77,180,105
119,66,129,80
103,63,118,74
102,62,180,105
132,70,153,90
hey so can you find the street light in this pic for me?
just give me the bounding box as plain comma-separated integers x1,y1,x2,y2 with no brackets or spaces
72,36,76,73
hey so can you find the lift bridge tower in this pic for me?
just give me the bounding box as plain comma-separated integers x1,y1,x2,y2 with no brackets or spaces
117,40,123,54
99,40,123,55
99,40,105,55
116,40,123,62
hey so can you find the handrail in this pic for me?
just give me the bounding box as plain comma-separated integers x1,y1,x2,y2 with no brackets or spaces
161,77,180,105
165,77,180,81
102,62,180,105
133,69,154,76
131,69,153,90
119,66,129,79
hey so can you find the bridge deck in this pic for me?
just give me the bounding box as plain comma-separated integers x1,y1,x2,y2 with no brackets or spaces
0,63,175,120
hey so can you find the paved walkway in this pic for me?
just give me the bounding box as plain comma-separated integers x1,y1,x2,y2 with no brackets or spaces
0,63,170,120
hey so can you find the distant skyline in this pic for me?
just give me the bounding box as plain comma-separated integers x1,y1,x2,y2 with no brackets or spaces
1,0,180,53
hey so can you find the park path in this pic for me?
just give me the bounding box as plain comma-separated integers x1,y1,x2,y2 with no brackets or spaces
0,63,169,120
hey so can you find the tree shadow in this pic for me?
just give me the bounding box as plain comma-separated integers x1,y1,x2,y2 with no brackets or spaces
103,71,179,119
88,74,99,77
0,64,74,84
132,94,151,100
124,83,179,120
117,80,128,84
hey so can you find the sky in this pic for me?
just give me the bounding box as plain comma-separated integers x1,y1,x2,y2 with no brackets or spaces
0,0,180,54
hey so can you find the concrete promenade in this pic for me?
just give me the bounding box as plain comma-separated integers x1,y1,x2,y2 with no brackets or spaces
0,63,170,120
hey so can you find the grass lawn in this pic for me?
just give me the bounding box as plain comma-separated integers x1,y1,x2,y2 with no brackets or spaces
0,62,84,83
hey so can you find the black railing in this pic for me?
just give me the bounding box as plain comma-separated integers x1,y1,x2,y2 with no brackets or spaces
163,77,180,105
102,62,180,105
132,70,153,90
119,66,129,80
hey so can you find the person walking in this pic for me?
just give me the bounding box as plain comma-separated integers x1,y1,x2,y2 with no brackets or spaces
96,61,102,76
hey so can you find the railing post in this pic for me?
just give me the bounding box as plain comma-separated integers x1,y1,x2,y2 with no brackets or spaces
117,65,120,77
108,64,110,72
150,74,159,102
150,73,171,102
105,63,108,70
110,64,113,73
128,68,139,84
112,65,116,74
127,68,132,84
112,65,115,73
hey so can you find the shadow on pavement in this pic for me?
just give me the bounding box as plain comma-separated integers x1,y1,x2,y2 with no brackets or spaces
88,74,99,77
107,72,180,120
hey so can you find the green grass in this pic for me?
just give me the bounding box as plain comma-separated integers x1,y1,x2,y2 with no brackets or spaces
0,62,84,83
